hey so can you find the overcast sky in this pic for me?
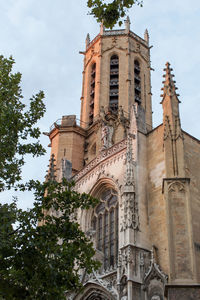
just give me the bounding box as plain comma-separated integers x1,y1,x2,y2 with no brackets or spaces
1,0,200,209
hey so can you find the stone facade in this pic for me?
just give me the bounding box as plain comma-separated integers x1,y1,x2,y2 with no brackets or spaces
46,19,200,299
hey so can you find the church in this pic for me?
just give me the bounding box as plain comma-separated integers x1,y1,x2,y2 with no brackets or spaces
46,18,200,300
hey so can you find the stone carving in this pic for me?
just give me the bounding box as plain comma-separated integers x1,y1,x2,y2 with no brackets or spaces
101,122,114,149
144,249,168,300
168,180,185,193
144,249,168,284
75,139,127,182
120,275,128,300
163,115,172,141
175,115,184,140
84,270,118,299
121,134,139,237
99,105,130,144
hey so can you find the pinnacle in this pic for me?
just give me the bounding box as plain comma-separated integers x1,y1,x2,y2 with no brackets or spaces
46,153,56,181
160,62,179,100
144,28,149,43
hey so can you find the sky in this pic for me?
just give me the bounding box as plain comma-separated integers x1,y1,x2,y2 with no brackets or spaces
0,0,200,209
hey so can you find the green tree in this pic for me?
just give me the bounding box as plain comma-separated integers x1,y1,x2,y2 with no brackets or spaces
0,56,99,299
0,55,45,191
87,0,143,28
0,179,99,299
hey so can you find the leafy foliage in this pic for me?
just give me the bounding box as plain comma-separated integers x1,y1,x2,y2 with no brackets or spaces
0,179,100,299
87,0,143,28
0,55,46,191
0,55,99,299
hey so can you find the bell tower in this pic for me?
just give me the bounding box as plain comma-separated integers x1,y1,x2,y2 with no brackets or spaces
80,17,153,164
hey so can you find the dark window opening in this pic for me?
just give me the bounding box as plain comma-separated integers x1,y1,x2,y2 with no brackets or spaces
89,63,96,126
110,55,119,113
134,60,141,104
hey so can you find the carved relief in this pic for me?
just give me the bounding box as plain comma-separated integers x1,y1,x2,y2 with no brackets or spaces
144,250,168,300
120,276,128,300
175,115,184,140
99,105,130,146
75,140,127,184
80,271,118,299
163,115,172,141
121,134,139,238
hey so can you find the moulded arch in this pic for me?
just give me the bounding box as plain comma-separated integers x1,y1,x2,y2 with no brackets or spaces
134,55,142,65
74,282,115,300
109,52,119,60
132,51,147,64
168,181,185,193
133,56,143,77
80,177,120,232
89,60,97,70
89,177,120,198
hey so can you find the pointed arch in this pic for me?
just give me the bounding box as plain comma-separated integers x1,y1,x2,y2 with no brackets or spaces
80,177,119,270
168,181,185,193
74,283,115,300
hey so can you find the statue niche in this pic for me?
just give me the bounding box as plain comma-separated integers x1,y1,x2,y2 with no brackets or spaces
101,121,114,149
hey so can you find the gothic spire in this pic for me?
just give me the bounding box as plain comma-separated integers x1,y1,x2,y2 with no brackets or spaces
160,62,181,134
161,63,185,177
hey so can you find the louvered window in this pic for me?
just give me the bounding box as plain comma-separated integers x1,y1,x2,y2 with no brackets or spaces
89,63,96,125
109,55,119,112
134,60,141,104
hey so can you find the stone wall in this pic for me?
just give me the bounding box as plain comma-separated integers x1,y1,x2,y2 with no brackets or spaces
184,132,200,282
146,125,169,275
166,285,200,300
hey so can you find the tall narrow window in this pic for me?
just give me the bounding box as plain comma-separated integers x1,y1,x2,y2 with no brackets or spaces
92,188,118,269
109,55,119,112
134,60,141,104
89,63,96,125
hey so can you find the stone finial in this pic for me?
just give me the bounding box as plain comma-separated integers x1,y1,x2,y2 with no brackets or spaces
46,153,56,181
160,62,180,100
85,33,90,48
125,15,130,33
144,29,149,44
100,21,105,35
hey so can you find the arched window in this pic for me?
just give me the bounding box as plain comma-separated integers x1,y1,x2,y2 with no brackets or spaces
134,59,141,104
92,188,118,269
89,63,96,125
109,55,119,112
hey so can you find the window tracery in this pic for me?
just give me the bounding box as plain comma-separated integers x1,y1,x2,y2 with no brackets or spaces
92,188,118,269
